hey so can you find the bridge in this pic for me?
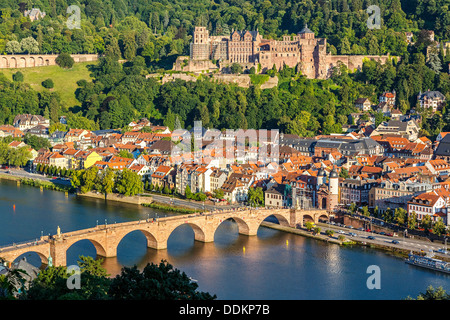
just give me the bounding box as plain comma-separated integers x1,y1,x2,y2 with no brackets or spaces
0,208,328,267
0,54,99,68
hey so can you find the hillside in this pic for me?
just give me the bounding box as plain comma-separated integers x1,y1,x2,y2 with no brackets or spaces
0,61,95,109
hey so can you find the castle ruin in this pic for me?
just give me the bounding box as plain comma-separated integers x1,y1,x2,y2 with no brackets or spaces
176,25,396,79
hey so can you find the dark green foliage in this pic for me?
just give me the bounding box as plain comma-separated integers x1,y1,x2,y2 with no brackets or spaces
41,78,54,89
0,1,449,139
12,71,23,82
55,53,74,69
23,256,110,300
108,260,216,300
16,257,216,300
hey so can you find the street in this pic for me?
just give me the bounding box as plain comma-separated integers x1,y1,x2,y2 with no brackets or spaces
318,221,449,258
0,168,72,187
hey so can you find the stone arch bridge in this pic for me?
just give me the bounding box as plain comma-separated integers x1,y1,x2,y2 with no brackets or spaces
0,54,99,69
0,208,328,267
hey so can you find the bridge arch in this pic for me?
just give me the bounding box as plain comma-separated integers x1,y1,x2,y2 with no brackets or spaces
12,251,48,266
318,213,329,222
115,228,159,251
167,221,209,245
258,212,291,227
65,238,108,261
224,216,255,236
302,214,315,224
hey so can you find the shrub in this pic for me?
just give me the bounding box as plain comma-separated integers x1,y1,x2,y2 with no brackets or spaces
42,78,54,89
55,52,74,69
12,71,24,82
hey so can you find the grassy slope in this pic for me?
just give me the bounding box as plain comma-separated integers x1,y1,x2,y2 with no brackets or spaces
0,61,95,109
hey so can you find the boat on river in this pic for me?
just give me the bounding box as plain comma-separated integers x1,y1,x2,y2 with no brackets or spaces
405,251,450,274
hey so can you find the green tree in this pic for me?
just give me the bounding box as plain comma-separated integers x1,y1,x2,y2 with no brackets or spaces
433,218,446,236
12,71,24,82
305,221,315,231
23,256,110,300
408,211,417,230
20,36,39,54
115,168,143,196
407,286,450,300
213,188,224,199
230,63,243,74
118,150,133,159
108,260,216,300
394,208,407,226
185,185,192,199
55,53,75,69
247,187,264,207
99,168,116,198
420,215,432,231
41,78,54,89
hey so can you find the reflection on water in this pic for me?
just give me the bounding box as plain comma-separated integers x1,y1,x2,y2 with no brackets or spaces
3,179,450,300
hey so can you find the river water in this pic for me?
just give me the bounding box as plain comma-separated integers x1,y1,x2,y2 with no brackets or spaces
1,179,450,300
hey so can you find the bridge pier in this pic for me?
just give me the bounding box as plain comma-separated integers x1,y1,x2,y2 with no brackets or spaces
147,239,167,250
50,240,66,267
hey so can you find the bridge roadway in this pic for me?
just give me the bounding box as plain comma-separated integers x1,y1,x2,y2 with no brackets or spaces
0,207,328,267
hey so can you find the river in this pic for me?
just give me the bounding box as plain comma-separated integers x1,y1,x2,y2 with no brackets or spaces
1,179,450,300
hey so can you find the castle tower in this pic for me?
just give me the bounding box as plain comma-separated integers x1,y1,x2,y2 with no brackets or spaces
191,26,210,60
298,24,315,40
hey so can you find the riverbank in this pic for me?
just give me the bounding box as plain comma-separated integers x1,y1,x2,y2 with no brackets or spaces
260,221,344,245
76,191,153,205
0,173,72,192
260,221,450,262
142,202,200,214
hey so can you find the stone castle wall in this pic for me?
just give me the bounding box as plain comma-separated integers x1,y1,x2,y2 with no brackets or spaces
186,26,397,79
0,54,99,69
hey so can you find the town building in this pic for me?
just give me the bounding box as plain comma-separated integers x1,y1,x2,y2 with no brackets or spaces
369,180,433,213
417,90,446,113
24,8,46,21
355,98,372,112
13,114,49,131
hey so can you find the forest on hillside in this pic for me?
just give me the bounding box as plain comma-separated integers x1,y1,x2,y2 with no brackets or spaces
0,0,450,139
0,0,449,60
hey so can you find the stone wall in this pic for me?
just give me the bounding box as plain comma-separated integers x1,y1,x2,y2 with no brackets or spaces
326,54,398,77
0,54,99,69
76,191,153,205
173,56,219,73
